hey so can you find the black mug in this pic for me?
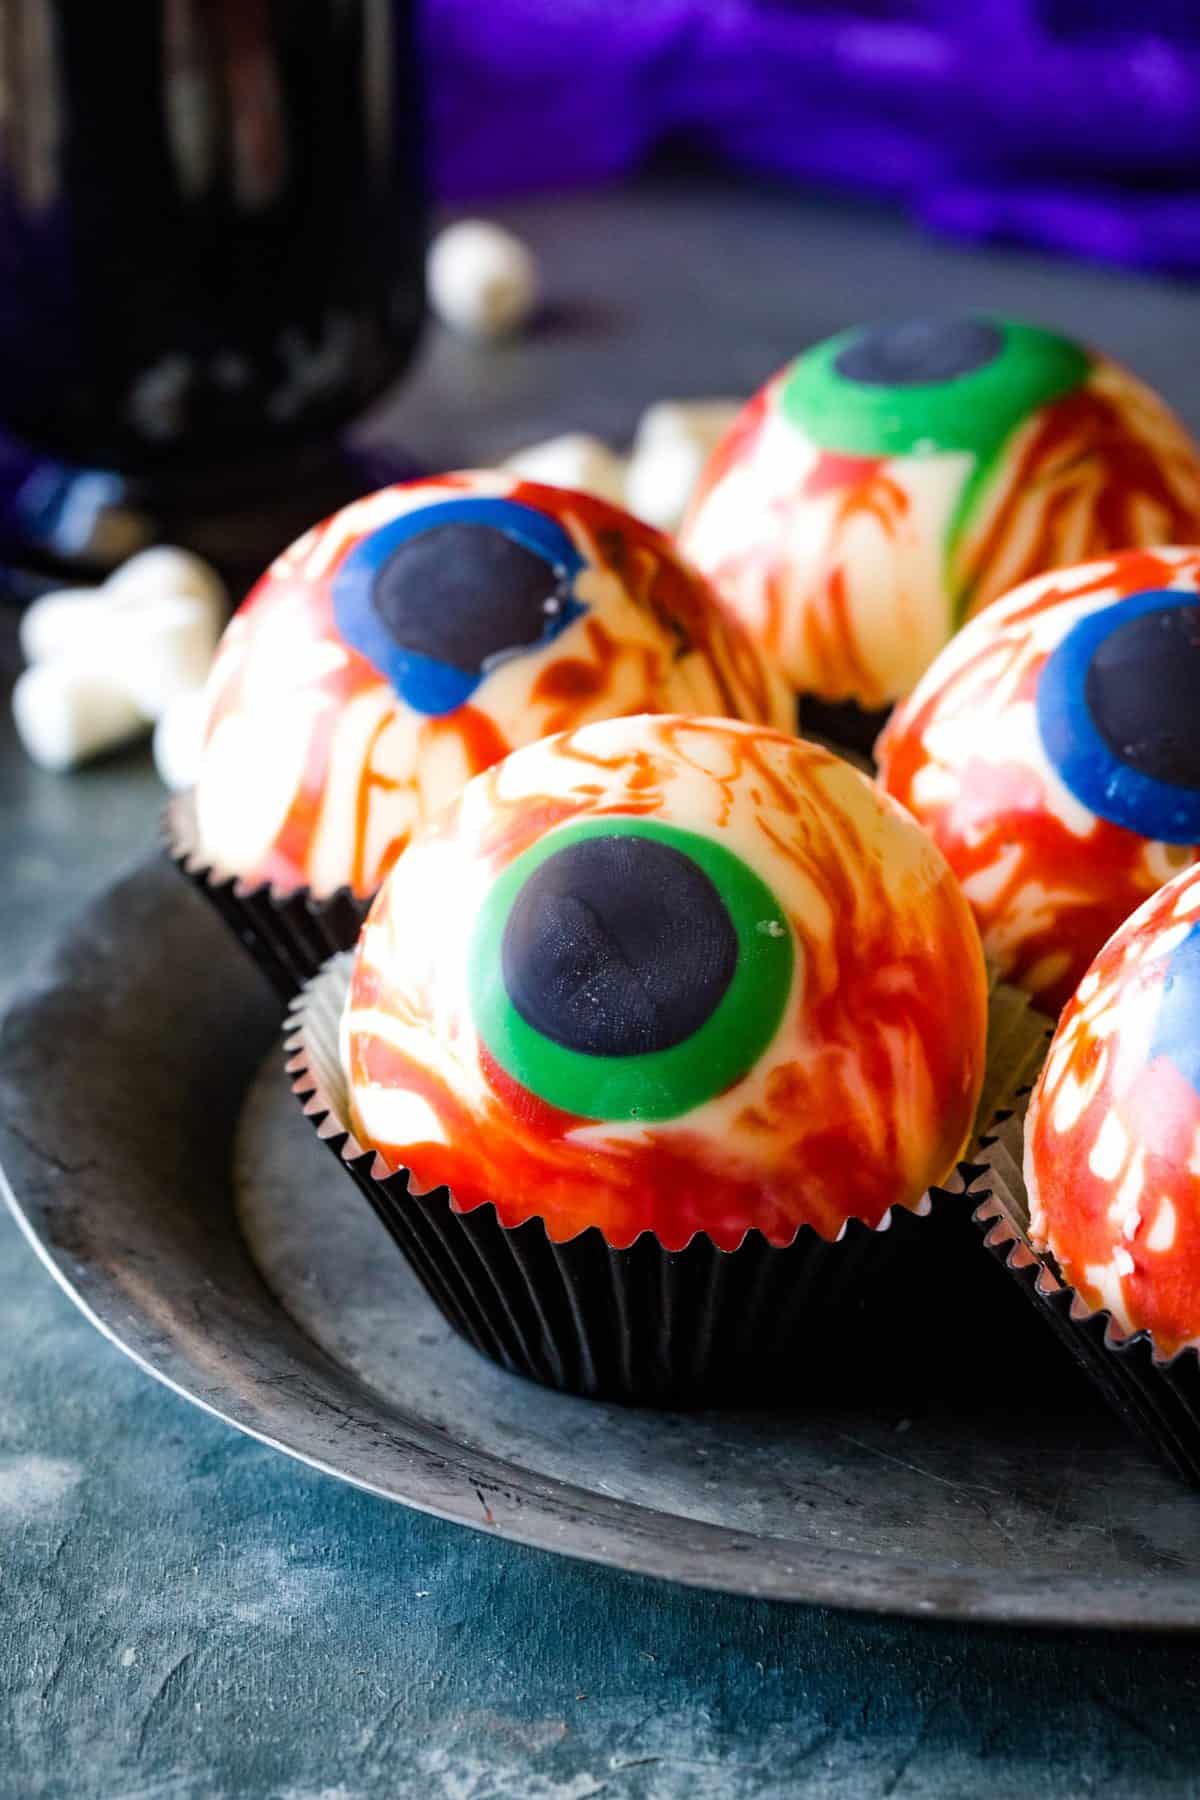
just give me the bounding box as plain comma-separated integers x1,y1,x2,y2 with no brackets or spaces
0,0,426,573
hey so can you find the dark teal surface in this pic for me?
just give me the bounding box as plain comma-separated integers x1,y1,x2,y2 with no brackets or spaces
7,1248,1200,1799
6,177,1200,1798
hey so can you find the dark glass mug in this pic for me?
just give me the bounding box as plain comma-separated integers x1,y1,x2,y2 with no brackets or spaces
0,0,426,577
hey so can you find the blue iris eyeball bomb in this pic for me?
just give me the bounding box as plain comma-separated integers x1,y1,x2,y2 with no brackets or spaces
192,471,791,901
878,545,1200,1012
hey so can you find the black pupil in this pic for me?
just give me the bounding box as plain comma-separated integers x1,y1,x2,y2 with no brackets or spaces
372,522,564,673
501,835,738,1057
834,318,1003,387
1085,604,1200,791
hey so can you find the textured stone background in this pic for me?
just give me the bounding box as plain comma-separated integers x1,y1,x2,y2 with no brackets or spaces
4,178,1200,1799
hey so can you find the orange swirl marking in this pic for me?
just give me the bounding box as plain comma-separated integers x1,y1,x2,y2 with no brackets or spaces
960,385,1200,619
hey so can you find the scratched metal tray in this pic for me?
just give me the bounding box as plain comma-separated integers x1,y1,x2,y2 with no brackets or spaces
4,857,1200,1631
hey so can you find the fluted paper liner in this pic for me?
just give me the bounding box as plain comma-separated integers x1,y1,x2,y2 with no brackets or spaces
164,791,372,1001
959,1093,1200,1488
798,695,892,765
281,954,1052,1405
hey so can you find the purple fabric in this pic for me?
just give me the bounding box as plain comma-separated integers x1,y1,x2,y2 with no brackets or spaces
424,0,1200,271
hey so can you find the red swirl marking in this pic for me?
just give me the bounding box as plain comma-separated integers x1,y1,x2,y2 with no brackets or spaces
681,383,772,525
802,451,884,499
959,375,1200,621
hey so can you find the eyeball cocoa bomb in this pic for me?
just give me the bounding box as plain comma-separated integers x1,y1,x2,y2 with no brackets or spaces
1026,864,1200,1356
194,473,790,898
680,317,1200,709
344,715,988,1251
877,547,1200,1012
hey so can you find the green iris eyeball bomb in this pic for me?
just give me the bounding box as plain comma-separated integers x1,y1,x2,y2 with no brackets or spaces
680,316,1200,711
343,712,988,1252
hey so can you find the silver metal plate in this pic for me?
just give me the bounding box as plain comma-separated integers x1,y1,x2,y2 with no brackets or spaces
3,857,1200,1630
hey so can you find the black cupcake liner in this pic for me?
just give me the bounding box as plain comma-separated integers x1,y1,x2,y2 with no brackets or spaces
164,791,371,1002
899,981,1053,1318
283,953,960,1407
798,695,892,766
961,1101,1200,1488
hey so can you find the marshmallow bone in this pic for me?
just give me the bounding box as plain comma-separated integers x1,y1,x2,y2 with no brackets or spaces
12,663,148,773
504,433,628,507
427,220,539,341
13,546,226,771
626,399,742,532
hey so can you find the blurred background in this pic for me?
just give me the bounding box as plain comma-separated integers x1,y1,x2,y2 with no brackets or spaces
0,0,1197,583
429,0,1200,268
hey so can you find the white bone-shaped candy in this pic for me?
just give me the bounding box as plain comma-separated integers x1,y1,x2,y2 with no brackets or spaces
105,545,227,636
118,593,220,720
427,219,539,341
625,399,742,532
12,663,148,772
18,588,110,665
633,400,743,452
152,688,209,792
19,548,226,665
504,433,628,507
14,544,227,769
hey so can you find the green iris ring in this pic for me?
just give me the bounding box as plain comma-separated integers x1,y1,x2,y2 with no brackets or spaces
469,817,795,1124
779,318,1090,629
780,318,1088,460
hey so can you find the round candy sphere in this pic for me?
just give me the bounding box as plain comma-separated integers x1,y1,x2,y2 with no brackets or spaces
877,547,1200,1013
344,714,988,1250
195,472,790,896
1026,862,1200,1355
680,316,1200,710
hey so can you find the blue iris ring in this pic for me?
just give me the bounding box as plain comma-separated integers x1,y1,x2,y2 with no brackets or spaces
1149,920,1200,1094
332,495,588,718
1036,589,1200,845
